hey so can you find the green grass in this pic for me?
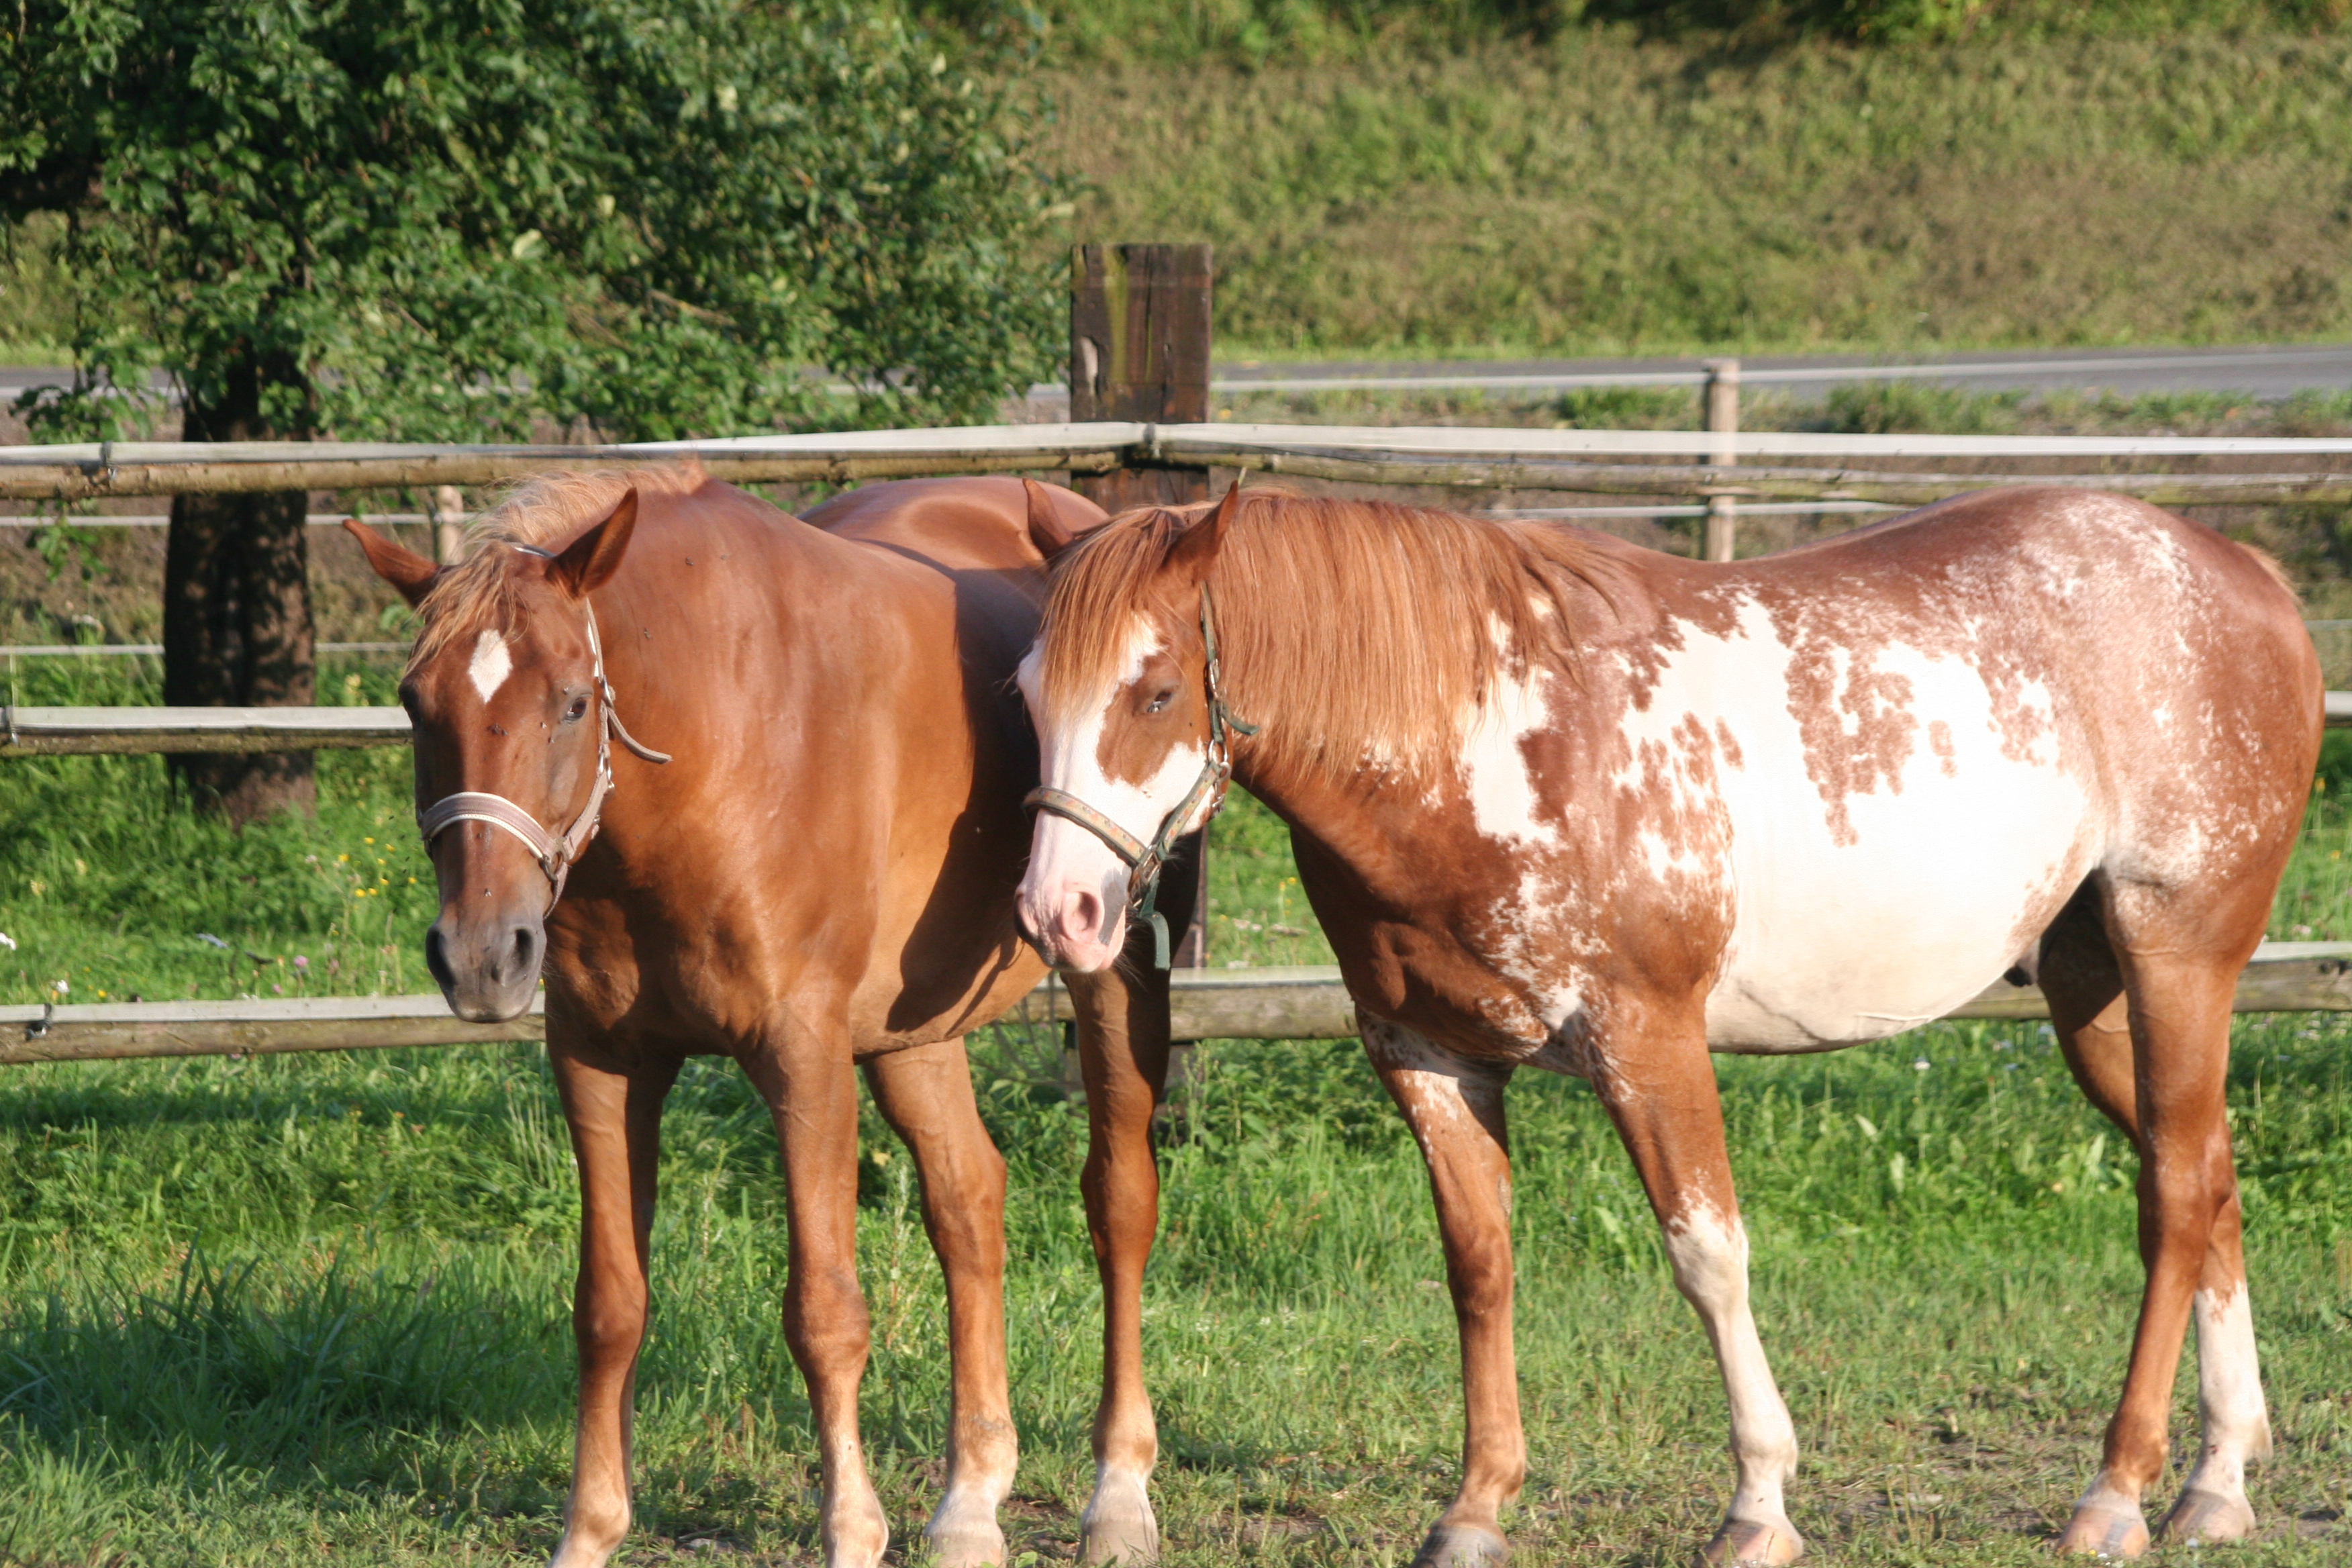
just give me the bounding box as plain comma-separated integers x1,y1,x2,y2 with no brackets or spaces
0,656,436,1008
1047,30,2352,358
3,691,2352,1561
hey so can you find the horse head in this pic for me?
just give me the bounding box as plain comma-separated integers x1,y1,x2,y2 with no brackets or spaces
348,489,648,1020
1016,481,1244,972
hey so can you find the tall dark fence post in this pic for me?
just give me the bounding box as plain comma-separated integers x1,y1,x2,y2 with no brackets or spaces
1070,243,1214,512
1070,242,1214,969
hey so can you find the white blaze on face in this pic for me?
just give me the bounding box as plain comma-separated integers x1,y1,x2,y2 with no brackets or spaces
467,628,513,703
1016,619,1208,971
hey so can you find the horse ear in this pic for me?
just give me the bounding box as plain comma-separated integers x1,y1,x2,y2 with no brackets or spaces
344,518,440,608
1166,477,1241,587
550,488,638,598
1023,479,1079,559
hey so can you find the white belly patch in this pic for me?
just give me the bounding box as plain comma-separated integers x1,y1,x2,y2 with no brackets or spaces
1622,600,2097,1050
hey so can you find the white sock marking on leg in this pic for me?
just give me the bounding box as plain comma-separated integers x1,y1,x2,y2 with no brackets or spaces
1661,1206,1799,1525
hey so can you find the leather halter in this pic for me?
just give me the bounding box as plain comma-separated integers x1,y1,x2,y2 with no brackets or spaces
1026,582,1257,969
415,545,671,912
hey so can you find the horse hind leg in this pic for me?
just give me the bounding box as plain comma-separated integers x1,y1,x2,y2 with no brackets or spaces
862,1038,1017,1568
2039,884,2267,1556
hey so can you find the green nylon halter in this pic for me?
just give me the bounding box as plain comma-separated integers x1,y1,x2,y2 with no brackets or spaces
1026,581,1258,969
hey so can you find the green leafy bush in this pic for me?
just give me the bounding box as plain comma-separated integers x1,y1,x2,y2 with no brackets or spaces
1,0,1065,443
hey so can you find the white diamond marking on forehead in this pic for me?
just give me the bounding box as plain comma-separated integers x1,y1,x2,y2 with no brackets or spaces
468,628,513,703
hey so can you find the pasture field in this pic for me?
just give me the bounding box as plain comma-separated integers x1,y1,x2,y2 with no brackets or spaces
2,650,2351,1563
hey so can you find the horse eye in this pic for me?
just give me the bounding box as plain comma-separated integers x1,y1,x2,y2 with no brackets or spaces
563,695,589,722
1146,687,1177,715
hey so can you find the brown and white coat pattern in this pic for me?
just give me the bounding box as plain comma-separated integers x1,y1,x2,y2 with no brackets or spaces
1018,485,2317,1565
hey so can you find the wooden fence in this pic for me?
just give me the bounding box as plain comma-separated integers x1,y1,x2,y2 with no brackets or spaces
9,946,2352,1066
9,420,2352,506
9,244,2349,1061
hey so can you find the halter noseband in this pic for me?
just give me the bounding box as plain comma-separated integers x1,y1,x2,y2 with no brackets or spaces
1026,582,1257,969
415,544,671,912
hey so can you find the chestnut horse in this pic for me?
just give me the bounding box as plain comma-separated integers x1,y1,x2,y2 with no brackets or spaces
348,470,1185,1568
1016,484,2318,1565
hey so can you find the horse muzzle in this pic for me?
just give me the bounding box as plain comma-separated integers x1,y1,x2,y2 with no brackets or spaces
424,905,546,1022
1016,864,1130,975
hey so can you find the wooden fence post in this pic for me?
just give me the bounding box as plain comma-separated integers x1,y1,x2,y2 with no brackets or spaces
1069,243,1214,511
432,485,467,565
1070,242,1215,970
1702,358,1740,562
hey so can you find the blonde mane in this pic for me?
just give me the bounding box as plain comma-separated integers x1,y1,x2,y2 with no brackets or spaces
1038,491,1622,781
407,460,707,671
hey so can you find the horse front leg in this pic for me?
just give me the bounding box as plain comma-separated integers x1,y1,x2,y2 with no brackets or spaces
742,1030,890,1568
1061,959,1174,1565
863,1038,1017,1567
547,1040,679,1568
1362,1019,1522,1568
1591,1016,1802,1568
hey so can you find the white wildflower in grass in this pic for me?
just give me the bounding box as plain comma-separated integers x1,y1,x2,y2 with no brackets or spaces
0,931,15,951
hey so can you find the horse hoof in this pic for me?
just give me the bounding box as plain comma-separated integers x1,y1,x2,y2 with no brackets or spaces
2056,1501,2149,1558
1078,1519,1159,1565
1079,1479,1159,1566
1411,1522,1508,1567
2158,1487,2255,1545
1699,1514,1804,1566
926,1516,1007,1568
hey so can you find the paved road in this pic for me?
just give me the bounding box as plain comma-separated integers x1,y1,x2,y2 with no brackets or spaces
11,343,2350,409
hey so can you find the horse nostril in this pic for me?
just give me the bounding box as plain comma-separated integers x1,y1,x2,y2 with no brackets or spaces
508,924,538,983
1064,888,1102,942
424,925,456,992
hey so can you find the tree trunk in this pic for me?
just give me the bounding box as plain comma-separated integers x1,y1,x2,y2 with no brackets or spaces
164,352,317,824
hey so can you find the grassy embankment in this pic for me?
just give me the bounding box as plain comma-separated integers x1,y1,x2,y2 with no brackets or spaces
3,644,2352,1562
1043,28,2352,358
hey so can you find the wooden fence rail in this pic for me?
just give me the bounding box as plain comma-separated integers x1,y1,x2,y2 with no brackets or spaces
11,421,2352,503
11,694,2352,758
7,945,2350,1066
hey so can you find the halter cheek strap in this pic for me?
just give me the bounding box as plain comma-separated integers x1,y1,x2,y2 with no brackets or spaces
1026,581,1257,969
416,552,671,913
